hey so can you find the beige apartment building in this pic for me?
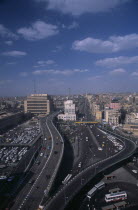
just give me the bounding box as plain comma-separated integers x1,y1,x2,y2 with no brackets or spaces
95,111,102,122
24,94,51,115
105,109,120,126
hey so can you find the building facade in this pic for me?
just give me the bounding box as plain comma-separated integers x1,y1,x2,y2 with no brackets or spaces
109,102,121,110
24,94,51,115
58,100,76,121
95,111,102,122
105,109,120,125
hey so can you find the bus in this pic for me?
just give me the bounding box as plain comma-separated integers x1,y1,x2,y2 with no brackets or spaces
95,181,105,189
62,174,72,185
87,187,97,199
105,191,127,203
87,181,105,199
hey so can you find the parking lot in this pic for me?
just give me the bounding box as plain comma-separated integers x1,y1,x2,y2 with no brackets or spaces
0,120,40,177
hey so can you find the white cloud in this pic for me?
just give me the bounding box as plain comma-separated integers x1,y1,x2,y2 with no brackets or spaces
5,41,13,46
34,60,55,68
0,24,18,39
20,72,28,77
131,72,138,76
72,34,138,53
2,51,27,57
52,45,63,53
68,21,79,29
88,75,102,80
33,69,88,75
17,20,59,41
96,56,138,67
0,80,13,85
74,69,88,73
109,68,126,75
37,60,55,65
61,21,79,29
36,0,130,16
6,62,16,65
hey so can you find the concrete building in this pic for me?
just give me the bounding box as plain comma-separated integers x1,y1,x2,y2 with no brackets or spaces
58,100,76,121
95,111,102,122
24,94,51,115
91,102,100,116
105,109,120,126
109,102,121,110
125,113,138,124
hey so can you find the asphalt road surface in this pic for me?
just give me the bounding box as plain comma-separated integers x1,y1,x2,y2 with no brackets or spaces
44,126,136,210
11,113,64,210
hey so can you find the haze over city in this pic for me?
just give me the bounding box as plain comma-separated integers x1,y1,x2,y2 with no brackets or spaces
1,0,138,96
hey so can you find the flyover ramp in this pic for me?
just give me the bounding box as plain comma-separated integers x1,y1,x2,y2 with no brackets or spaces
44,129,136,210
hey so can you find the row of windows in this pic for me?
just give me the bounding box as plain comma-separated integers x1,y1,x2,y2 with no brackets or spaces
28,110,48,113
27,104,47,107
27,101,48,103
27,107,47,110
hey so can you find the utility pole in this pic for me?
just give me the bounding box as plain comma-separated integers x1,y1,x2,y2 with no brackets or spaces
33,79,36,94
68,88,71,99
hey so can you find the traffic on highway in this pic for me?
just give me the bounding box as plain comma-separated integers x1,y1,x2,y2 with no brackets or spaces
0,97,137,210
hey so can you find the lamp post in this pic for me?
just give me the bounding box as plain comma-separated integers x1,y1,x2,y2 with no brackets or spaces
63,187,68,205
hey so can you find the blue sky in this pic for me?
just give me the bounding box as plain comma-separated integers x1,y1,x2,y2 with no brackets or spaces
0,0,138,96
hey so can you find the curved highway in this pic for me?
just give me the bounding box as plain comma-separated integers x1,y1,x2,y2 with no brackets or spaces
44,128,136,210
11,113,64,210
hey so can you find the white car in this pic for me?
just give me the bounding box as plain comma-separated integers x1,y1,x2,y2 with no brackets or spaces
98,147,103,151
132,170,137,174
86,137,88,141
78,162,82,168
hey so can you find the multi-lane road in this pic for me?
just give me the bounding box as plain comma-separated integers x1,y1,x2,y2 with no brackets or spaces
11,113,64,210
44,125,136,210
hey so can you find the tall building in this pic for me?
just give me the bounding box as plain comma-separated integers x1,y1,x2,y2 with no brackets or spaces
24,94,51,115
105,109,120,125
58,100,76,121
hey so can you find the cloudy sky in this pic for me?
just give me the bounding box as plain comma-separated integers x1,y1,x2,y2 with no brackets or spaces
0,0,138,96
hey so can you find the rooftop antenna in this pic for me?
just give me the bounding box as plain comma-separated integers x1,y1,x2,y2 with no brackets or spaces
68,88,71,99
33,79,36,94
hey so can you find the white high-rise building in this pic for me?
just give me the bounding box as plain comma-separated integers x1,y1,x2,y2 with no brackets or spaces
58,100,76,121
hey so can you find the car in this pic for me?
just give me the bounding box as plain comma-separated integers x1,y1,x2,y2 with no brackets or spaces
86,137,88,141
54,151,58,154
78,162,82,168
7,176,15,182
28,180,35,184
132,170,137,174
98,147,103,151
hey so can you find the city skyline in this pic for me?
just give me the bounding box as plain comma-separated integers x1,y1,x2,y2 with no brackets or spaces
1,0,138,96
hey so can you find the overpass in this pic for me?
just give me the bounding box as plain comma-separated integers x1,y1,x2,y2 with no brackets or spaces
10,112,64,210
44,128,137,210
75,121,98,124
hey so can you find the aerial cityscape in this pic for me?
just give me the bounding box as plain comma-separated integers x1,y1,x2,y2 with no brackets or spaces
0,0,138,210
